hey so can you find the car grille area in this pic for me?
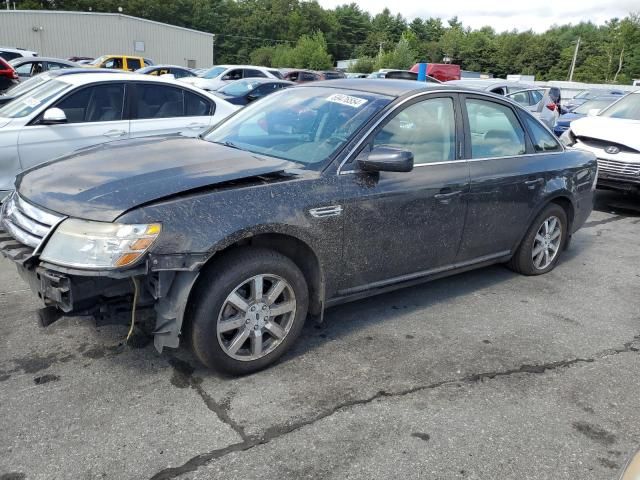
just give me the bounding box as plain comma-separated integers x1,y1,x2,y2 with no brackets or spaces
597,159,640,177
0,192,64,263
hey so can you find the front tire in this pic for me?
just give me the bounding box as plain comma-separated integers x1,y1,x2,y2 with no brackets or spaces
189,248,308,375
508,203,568,275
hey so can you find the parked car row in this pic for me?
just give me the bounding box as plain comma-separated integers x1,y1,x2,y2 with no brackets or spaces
0,71,238,193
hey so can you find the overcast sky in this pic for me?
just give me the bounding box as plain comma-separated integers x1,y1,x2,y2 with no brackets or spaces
317,0,638,33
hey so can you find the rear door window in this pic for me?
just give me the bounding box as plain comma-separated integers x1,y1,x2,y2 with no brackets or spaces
127,58,142,71
243,69,267,78
134,84,184,119
464,98,526,158
184,90,213,116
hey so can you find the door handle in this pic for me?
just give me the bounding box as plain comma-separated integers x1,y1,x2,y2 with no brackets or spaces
103,129,126,138
187,123,207,130
524,178,544,189
434,190,462,205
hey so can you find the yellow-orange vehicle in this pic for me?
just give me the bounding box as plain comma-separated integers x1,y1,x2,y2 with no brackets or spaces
87,55,145,72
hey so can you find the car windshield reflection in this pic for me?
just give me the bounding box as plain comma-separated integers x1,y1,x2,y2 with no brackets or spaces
204,87,392,167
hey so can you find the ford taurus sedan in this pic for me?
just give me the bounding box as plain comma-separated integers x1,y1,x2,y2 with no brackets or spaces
0,80,596,375
0,72,238,194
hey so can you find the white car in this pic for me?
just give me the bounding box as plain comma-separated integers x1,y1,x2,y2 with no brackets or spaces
560,91,639,191
180,65,281,91
504,88,559,130
0,72,238,194
0,47,38,62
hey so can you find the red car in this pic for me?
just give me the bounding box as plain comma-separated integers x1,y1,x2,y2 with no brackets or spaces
0,57,19,92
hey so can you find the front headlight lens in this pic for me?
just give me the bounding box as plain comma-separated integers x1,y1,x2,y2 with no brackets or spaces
40,219,161,269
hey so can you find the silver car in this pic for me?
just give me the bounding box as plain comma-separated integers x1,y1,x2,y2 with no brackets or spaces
0,72,238,194
446,79,558,129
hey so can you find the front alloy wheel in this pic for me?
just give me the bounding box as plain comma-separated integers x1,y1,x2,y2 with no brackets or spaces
217,274,297,361
189,248,308,375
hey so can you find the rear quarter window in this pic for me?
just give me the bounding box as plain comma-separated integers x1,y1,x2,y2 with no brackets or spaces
523,115,562,152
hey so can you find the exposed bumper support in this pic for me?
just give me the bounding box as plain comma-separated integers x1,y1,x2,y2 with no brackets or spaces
152,271,199,352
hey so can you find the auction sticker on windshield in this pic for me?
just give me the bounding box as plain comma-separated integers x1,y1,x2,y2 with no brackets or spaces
22,98,41,108
327,93,368,108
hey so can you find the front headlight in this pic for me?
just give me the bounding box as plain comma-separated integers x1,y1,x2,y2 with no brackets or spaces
40,219,161,269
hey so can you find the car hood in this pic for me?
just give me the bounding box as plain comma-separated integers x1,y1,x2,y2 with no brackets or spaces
571,116,640,150
16,136,302,222
556,112,584,126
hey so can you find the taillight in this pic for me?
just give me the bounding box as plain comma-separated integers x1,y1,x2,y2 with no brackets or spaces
546,102,557,111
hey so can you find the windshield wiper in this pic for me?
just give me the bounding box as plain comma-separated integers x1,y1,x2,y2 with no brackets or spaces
213,140,243,151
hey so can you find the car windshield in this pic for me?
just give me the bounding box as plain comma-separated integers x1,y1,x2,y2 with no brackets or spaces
88,55,107,66
219,80,261,96
600,94,640,120
574,98,617,115
0,79,70,118
1,73,50,97
204,87,392,167
201,66,226,79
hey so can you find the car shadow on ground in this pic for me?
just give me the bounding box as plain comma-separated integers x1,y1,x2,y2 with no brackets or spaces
594,189,640,216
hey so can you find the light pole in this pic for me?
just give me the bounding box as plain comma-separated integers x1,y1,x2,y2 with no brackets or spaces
568,37,580,82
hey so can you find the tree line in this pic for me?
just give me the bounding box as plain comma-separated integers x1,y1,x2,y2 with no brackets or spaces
14,0,640,83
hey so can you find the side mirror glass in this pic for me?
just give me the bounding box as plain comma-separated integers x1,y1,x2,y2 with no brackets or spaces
357,146,414,173
42,107,67,125
587,108,601,117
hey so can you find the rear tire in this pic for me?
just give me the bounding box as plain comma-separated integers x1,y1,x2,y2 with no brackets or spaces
508,203,568,276
188,247,308,375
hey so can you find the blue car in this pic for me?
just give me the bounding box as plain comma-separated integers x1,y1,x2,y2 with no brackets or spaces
553,95,621,136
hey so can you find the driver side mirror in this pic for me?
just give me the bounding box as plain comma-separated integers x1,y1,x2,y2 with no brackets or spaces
246,94,258,102
357,146,414,173
42,107,67,125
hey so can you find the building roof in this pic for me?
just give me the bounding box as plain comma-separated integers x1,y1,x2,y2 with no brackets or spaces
2,10,215,38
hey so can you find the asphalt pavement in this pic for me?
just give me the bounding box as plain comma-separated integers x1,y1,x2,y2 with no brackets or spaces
0,190,639,480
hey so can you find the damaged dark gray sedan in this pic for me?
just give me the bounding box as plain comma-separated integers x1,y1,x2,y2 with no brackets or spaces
0,80,597,374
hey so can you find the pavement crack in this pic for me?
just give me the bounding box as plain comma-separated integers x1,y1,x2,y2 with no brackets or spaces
167,357,249,442
153,336,640,480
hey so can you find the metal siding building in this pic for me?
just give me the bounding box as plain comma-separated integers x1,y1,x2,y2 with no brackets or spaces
0,10,213,68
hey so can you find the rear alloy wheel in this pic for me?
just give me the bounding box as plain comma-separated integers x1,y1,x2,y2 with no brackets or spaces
531,215,562,270
189,248,308,375
508,203,568,275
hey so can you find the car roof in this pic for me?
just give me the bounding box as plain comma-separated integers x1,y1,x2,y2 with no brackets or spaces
0,46,37,54
446,79,533,89
10,57,76,64
298,79,452,97
230,77,292,84
45,68,131,77
141,64,189,69
56,72,188,85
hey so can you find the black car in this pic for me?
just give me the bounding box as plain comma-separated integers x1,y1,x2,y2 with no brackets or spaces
135,64,195,79
215,78,293,105
0,80,596,375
